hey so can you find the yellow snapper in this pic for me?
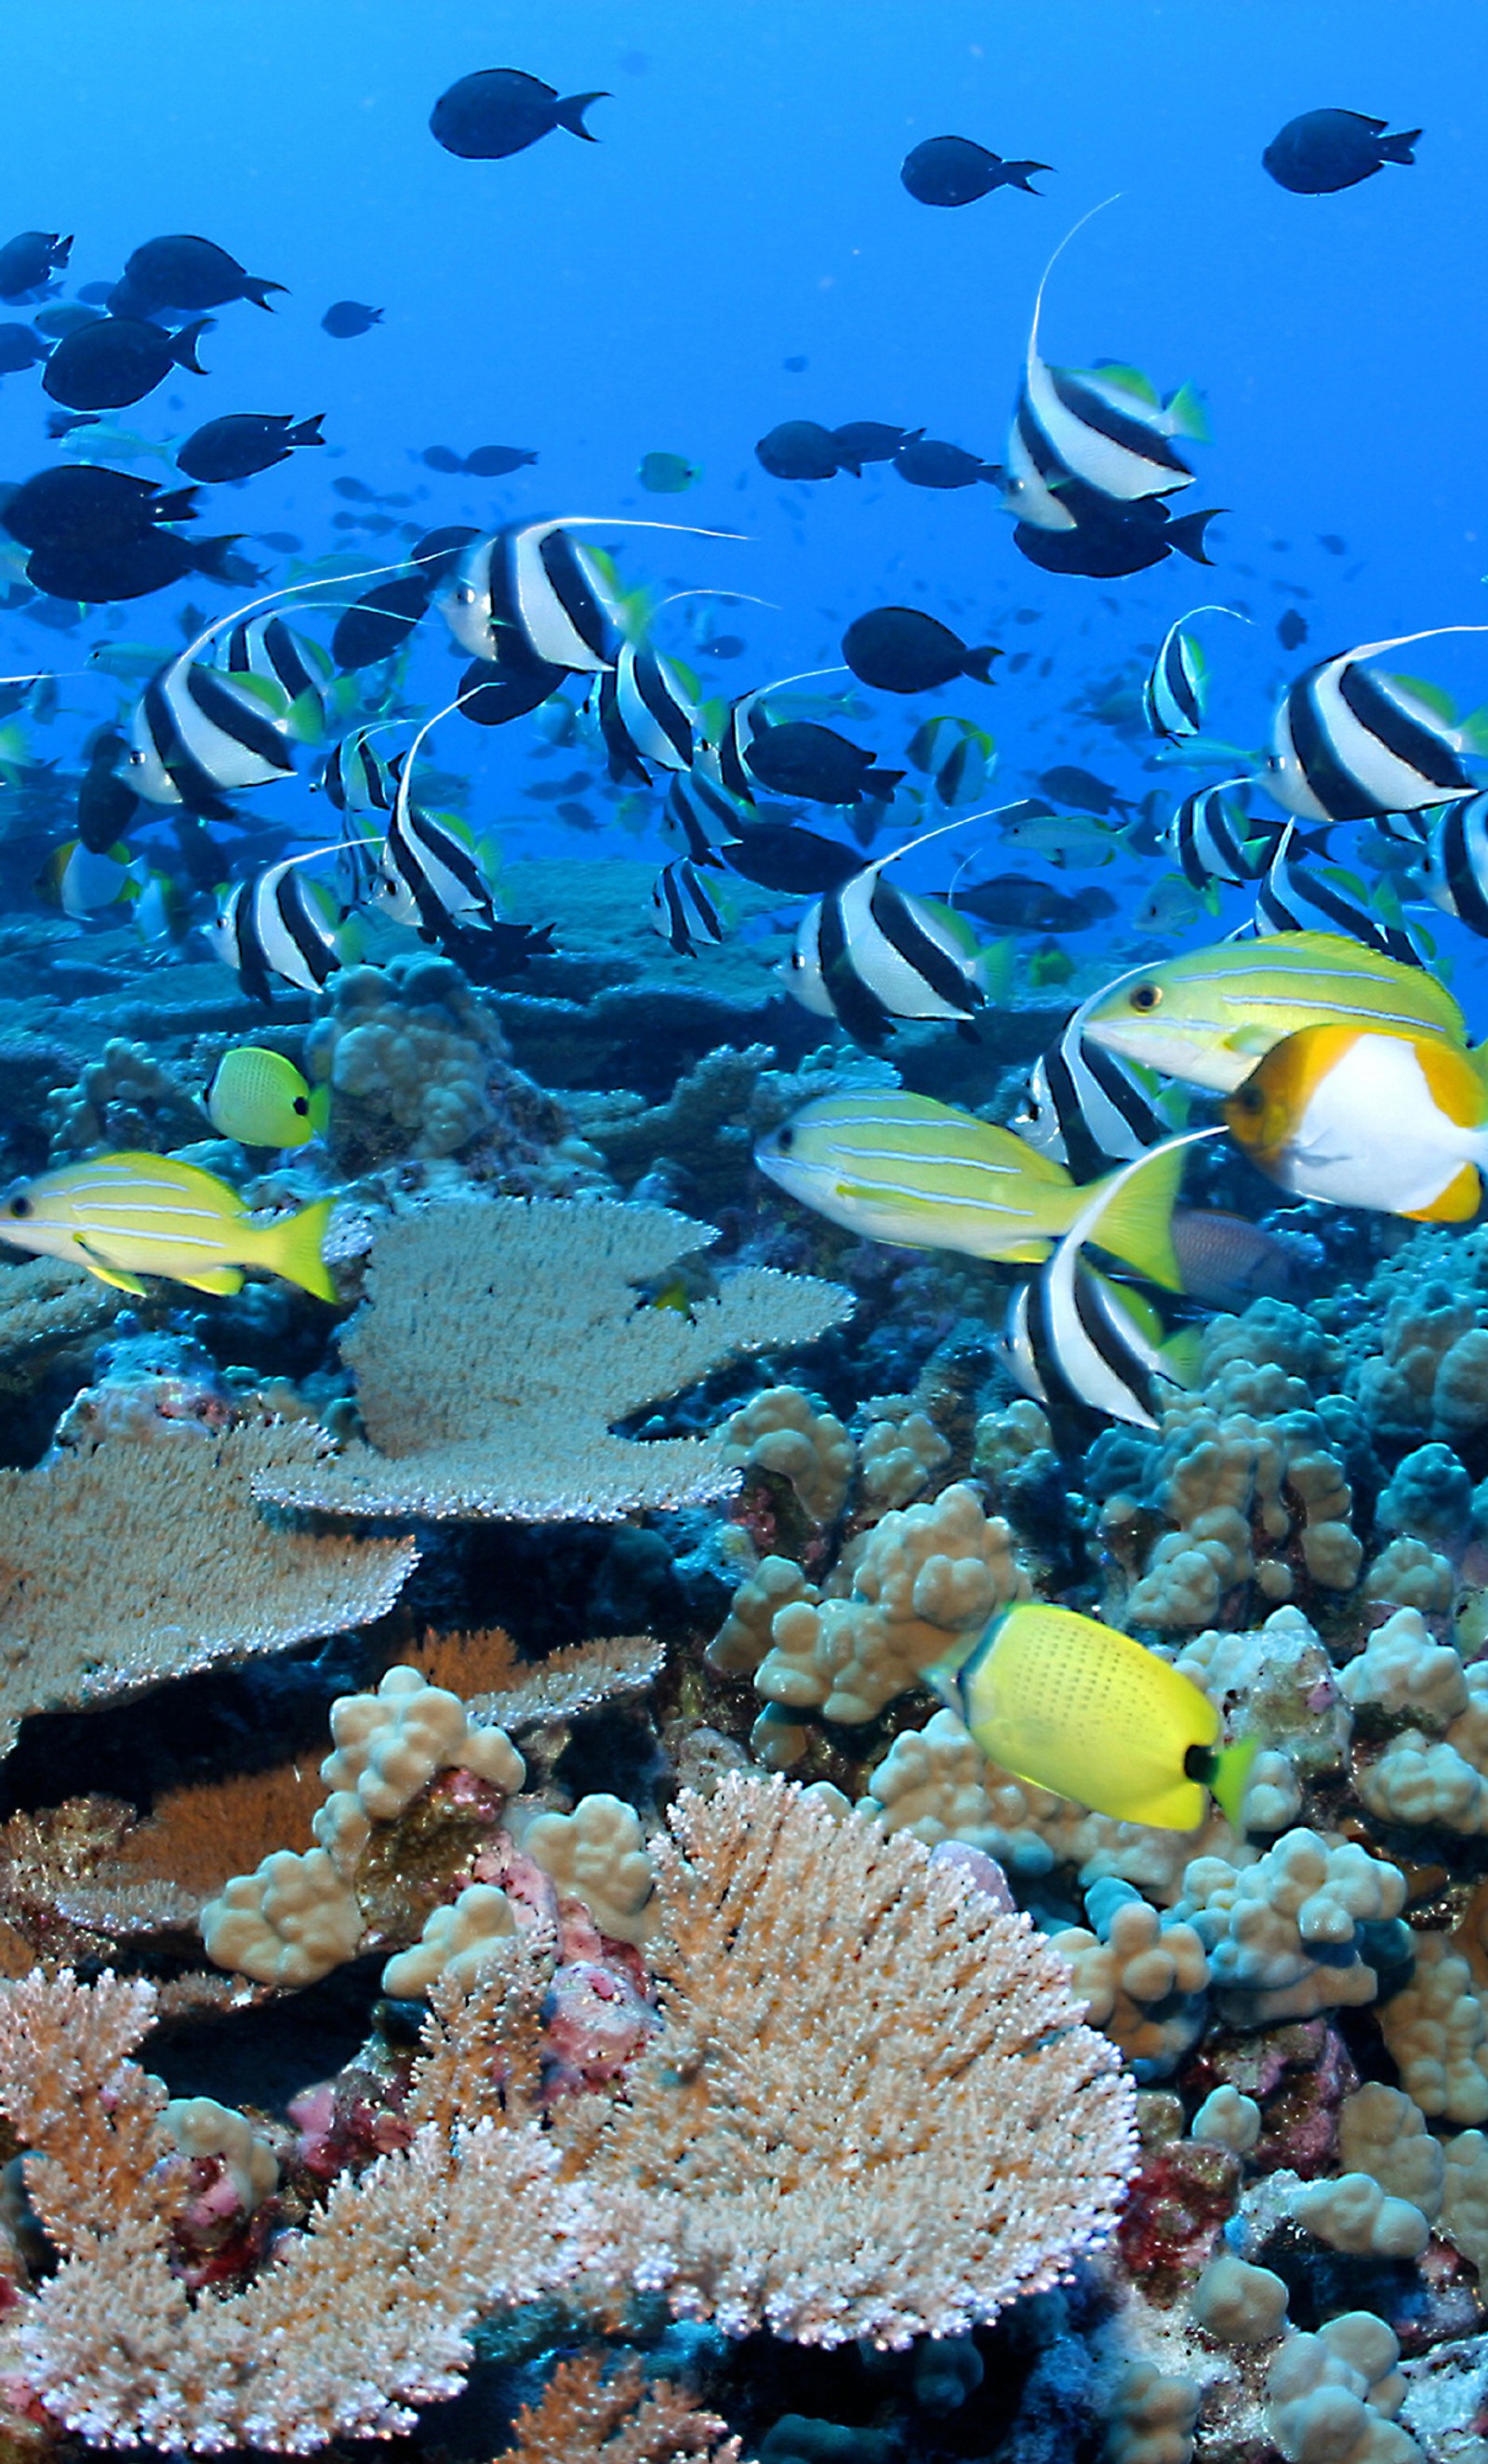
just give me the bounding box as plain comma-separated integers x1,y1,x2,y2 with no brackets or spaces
0,1153,337,1299
754,1089,1187,1281
1081,929,1468,1093
206,1047,330,1149
1224,1023,1488,1221
930,1600,1256,1830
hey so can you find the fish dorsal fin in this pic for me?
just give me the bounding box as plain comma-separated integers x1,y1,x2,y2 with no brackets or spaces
1026,194,1123,377
1085,360,1159,404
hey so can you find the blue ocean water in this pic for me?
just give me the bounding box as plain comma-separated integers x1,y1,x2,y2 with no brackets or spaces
1,0,1481,967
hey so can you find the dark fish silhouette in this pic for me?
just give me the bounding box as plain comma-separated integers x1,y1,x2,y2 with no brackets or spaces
321,300,382,337
953,874,1117,934
430,67,607,159
744,720,902,806
43,314,211,411
177,414,325,483
755,419,841,481
1263,109,1419,194
895,436,1001,488
723,818,863,894
117,233,284,312
0,231,70,299
843,606,999,694
900,136,1051,205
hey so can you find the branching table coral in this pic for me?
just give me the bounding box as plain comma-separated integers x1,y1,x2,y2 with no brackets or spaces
0,1419,418,1757
253,1196,854,1522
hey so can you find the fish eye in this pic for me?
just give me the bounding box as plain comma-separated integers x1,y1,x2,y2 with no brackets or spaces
6,1194,30,1218
293,1096,309,1115
1128,983,1162,1012
1233,1085,1265,1113
777,1126,795,1151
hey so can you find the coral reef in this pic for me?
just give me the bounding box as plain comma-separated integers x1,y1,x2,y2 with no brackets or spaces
253,1197,854,1521
0,1409,416,1756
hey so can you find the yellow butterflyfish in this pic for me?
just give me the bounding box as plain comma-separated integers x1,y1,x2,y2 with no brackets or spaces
929,1600,1256,1831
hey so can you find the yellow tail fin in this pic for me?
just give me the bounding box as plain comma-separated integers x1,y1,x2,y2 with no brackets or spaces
1080,1136,1194,1292
1208,1732,1258,1831
259,1195,338,1302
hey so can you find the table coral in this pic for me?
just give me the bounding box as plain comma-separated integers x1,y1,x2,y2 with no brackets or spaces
0,1414,417,1758
251,1195,854,1522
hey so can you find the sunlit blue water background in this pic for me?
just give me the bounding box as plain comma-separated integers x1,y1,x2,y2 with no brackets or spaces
6,0,1484,1000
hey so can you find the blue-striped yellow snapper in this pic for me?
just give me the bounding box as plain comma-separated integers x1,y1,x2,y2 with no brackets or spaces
929,1601,1256,1830
1223,1023,1488,1222
754,1089,1189,1281
206,1048,330,1150
1081,930,1469,1093
0,1153,337,1299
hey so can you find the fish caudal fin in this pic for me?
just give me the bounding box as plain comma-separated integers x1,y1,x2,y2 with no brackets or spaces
259,1195,338,1301
999,160,1052,193
304,1083,332,1136
242,277,287,311
1377,127,1421,165
169,318,215,375
1168,508,1223,565
288,416,326,449
1405,1161,1483,1223
1205,1734,1258,1831
1081,1136,1194,1292
1162,380,1212,444
555,89,609,140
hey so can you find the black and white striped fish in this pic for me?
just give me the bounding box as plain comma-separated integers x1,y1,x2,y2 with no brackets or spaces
1142,606,1245,743
1013,998,1184,1180
595,642,700,782
660,764,747,868
788,857,986,1048
649,857,724,955
214,615,330,743
375,762,501,947
1254,821,1425,963
208,858,344,1003
1003,215,1206,532
126,653,299,816
1165,780,1280,890
439,520,624,672
1420,791,1488,938
321,727,395,815
1267,628,1488,822
1003,1134,1212,1430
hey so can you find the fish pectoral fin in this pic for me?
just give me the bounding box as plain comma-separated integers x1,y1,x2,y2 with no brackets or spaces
1405,1162,1482,1224
175,1265,246,1295
1224,1025,1276,1056
73,1240,148,1295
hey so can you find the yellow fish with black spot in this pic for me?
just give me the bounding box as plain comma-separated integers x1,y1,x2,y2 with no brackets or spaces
1224,1022,1488,1221
206,1046,330,1149
929,1599,1256,1831
0,1152,337,1299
